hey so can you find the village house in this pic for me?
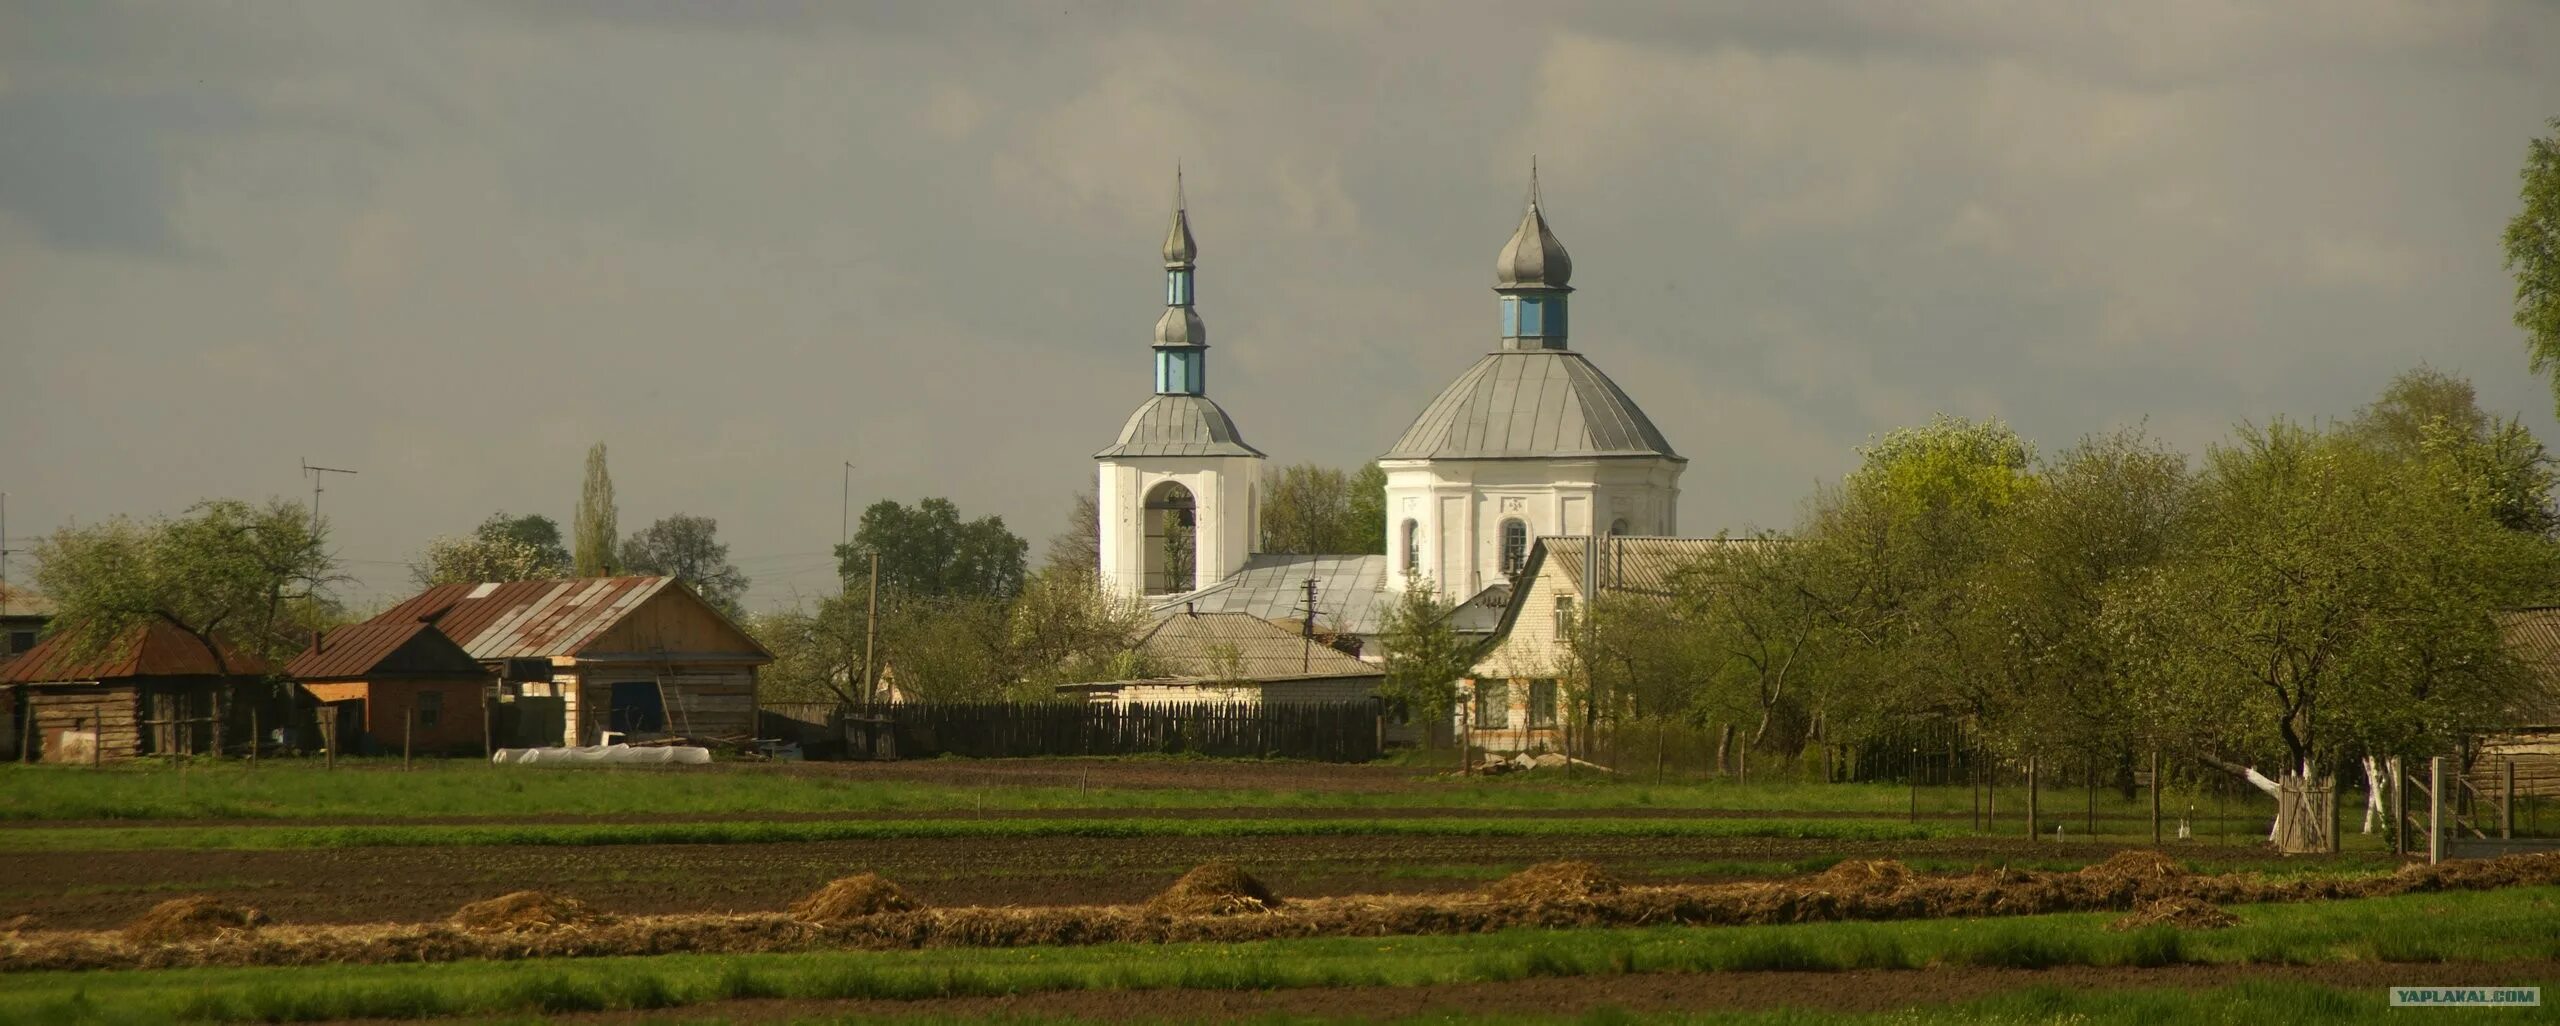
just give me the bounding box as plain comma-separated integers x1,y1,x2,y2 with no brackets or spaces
286,622,497,755
0,620,268,763
365,576,771,746
1462,536,1764,754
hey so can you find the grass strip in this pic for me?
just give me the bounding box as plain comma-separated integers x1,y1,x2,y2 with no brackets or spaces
0,816,1956,852
4,885,2555,1025
0,761,2294,824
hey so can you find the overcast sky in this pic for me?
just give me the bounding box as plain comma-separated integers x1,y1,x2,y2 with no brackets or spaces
4,1,2557,613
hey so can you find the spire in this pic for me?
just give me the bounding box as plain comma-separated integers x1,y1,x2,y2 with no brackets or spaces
1162,167,1198,268
1494,164,1572,349
1153,173,1207,394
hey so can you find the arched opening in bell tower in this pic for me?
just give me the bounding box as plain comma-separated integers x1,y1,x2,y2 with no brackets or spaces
1142,481,1199,595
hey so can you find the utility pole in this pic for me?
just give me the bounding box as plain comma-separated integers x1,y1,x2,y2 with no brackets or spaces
861,551,880,702
300,460,358,536
0,491,14,616
1294,576,1322,673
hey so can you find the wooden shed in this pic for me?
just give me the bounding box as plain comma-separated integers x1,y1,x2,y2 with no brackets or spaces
286,622,495,755
0,620,269,763
365,577,772,746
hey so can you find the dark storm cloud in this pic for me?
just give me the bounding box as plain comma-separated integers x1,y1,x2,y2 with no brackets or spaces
2,0,2555,611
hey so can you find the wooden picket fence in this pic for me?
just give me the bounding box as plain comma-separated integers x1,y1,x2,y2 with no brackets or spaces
840,700,1383,763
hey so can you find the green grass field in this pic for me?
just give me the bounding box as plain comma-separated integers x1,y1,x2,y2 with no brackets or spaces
0,758,2300,826
7,886,2553,1025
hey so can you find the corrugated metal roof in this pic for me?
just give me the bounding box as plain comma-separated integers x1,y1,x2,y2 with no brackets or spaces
365,577,683,659
1539,536,1777,597
1151,553,1391,636
1137,611,1382,680
1095,394,1266,459
2498,607,2560,724
1380,351,1681,461
284,622,488,680
0,619,268,684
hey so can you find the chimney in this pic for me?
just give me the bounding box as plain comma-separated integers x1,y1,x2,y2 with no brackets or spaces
1185,601,1197,617
311,629,324,653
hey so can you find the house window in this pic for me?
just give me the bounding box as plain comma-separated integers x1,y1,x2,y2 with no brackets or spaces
1553,595,1575,636
6,631,32,654
1499,518,1529,575
1530,678,1559,729
1473,679,1511,730
415,690,444,728
1401,519,1421,575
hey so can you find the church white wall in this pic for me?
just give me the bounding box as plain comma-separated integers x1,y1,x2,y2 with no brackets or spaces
1381,457,1683,599
1098,455,1264,600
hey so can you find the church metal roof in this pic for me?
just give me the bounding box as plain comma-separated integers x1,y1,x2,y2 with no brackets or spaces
1150,553,1389,635
1096,394,1266,459
1381,350,1682,462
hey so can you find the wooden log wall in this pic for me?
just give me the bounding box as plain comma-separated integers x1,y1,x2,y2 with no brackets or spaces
841,700,1383,763
26,686,142,763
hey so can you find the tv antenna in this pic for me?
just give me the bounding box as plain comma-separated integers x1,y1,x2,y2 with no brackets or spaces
300,459,358,534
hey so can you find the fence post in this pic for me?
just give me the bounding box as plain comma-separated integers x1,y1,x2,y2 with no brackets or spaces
403,707,414,772
2025,755,2038,839
2503,760,2515,840
2389,756,2405,856
2428,756,2442,866
2149,750,2162,846
249,705,259,769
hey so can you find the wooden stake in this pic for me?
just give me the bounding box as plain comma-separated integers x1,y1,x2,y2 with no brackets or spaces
2503,760,2515,840
325,710,336,770
249,704,260,768
403,707,414,772
2025,755,2039,839
2149,750,2162,846
2428,756,2442,865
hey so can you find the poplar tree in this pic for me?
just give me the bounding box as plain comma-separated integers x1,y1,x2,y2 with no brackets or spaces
573,443,617,577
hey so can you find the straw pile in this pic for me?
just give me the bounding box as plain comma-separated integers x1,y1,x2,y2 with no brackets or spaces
1481,861,1623,904
1145,863,1281,916
1814,859,1911,896
791,874,920,921
451,891,606,934
2078,850,2186,887
122,898,270,945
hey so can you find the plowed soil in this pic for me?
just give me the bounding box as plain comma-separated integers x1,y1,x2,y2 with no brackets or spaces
0,834,2340,931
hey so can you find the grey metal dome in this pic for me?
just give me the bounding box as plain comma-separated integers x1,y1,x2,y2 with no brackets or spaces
1495,202,1572,290
1096,394,1265,459
1381,350,1679,461
1155,306,1206,346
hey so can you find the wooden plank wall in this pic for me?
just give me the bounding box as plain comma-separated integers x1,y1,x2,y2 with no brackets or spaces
570,665,755,743
25,686,142,762
842,701,1383,763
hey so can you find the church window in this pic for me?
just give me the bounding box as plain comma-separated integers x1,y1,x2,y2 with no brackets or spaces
1499,518,1528,576
1500,295,1567,346
1155,349,1201,394
1166,269,1193,306
1609,518,1629,537
1401,519,1420,576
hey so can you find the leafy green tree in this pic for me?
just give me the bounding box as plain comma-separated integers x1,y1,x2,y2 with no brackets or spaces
878,595,1016,701
1042,491,1101,579
475,512,571,572
747,593,864,704
2351,367,2557,536
1348,463,1388,554
411,534,558,588
1378,576,1477,748
2113,421,2556,790
573,443,617,577
1664,538,1829,753
2507,117,2560,418
840,498,1029,602
35,499,344,671
1008,565,1155,689
1259,463,1383,555
618,513,750,619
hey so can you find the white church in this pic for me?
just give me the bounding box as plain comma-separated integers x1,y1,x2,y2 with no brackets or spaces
1094,175,1690,659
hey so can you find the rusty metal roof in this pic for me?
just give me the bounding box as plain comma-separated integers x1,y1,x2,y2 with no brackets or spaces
365,576,768,662
0,619,268,684
368,577,671,659
285,622,489,680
